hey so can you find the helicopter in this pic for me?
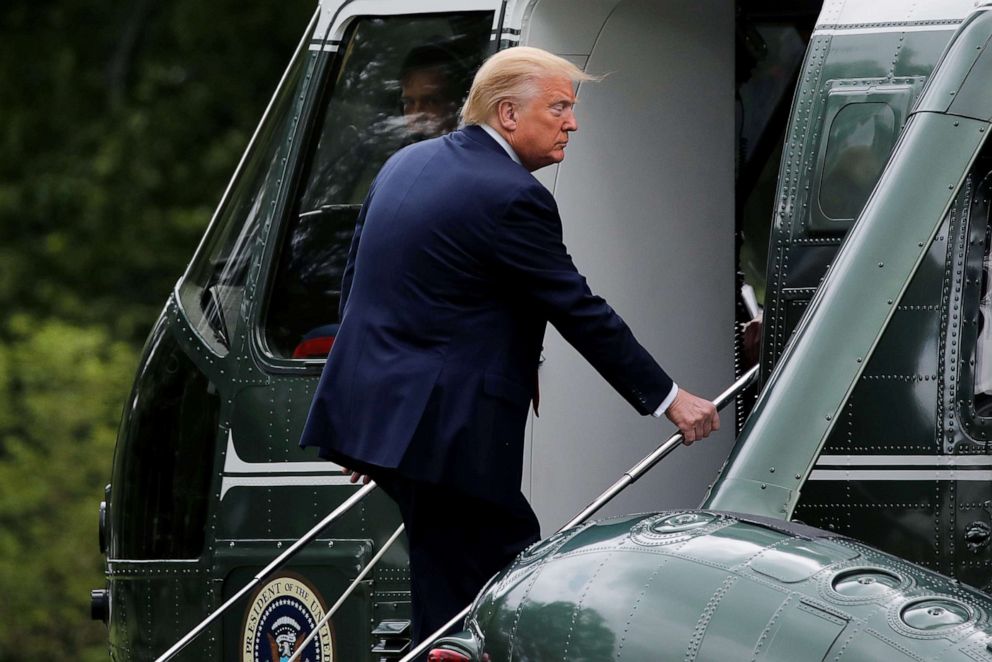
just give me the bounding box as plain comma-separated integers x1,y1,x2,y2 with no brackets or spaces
91,0,992,660
429,0,992,659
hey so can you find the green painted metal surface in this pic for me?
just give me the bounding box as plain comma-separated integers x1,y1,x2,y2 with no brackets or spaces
713,3,992,589
706,111,989,516
917,10,992,117
443,511,992,661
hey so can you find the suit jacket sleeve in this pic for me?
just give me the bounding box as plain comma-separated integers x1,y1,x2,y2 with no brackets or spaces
493,182,674,415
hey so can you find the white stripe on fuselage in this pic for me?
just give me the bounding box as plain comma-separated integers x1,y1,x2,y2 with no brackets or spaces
809,469,992,481
813,24,959,36
816,454,992,466
220,429,355,498
810,455,992,480
220,474,355,498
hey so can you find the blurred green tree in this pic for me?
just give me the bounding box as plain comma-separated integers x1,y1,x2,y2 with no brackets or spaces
0,318,136,659
0,0,313,657
0,0,312,340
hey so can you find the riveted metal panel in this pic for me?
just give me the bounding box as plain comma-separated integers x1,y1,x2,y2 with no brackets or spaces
796,479,940,566
706,112,990,518
757,602,847,661
751,539,860,583
693,579,787,662
110,573,219,661
783,245,844,288
918,10,992,114
761,28,952,377
864,308,941,376
901,218,951,307
850,377,940,441
677,522,786,569
816,0,975,28
468,513,992,662
949,35,992,121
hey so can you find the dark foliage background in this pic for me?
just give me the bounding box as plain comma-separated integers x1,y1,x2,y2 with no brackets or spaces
0,0,313,657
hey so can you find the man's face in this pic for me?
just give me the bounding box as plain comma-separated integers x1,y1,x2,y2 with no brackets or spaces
400,67,457,139
507,76,578,172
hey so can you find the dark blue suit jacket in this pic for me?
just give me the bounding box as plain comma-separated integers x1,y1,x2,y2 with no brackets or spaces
300,125,673,504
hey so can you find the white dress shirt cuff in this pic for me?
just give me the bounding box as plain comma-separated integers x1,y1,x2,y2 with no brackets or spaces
652,383,679,417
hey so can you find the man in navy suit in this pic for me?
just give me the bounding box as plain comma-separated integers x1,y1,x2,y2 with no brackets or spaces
300,46,720,651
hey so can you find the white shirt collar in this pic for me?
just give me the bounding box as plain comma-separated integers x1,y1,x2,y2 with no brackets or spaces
479,123,522,166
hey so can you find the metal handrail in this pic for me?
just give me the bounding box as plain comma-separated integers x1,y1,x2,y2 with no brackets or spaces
287,523,406,662
154,365,758,662
154,481,378,662
397,365,759,662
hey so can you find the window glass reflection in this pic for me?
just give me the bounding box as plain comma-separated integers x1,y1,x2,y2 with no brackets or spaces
297,15,489,211
264,12,493,359
819,102,896,221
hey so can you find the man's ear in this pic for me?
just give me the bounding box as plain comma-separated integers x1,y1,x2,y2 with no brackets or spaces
496,99,517,132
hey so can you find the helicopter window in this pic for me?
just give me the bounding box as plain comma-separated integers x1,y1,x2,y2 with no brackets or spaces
818,102,897,222
177,43,316,355
807,81,922,235
113,327,219,559
262,12,493,360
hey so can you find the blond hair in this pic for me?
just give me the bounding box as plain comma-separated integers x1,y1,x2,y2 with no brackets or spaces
460,46,596,125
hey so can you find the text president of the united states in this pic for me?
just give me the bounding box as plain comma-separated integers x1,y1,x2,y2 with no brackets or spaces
299,46,720,653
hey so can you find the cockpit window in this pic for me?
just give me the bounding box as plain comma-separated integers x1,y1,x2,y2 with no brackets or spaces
262,12,493,360
178,42,315,355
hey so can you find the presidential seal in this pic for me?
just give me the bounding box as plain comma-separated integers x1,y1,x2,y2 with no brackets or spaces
242,574,334,662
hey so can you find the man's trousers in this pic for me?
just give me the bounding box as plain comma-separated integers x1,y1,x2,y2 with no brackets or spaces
373,472,541,657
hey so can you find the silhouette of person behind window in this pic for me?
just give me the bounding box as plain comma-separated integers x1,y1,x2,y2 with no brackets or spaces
399,42,469,141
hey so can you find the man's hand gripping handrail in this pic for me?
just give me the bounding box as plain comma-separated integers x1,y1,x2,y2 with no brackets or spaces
397,364,759,662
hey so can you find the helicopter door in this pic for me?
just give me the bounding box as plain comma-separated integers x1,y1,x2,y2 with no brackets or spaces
794,153,992,591
214,5,502,660
948,163,992,591
259,5,501,361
